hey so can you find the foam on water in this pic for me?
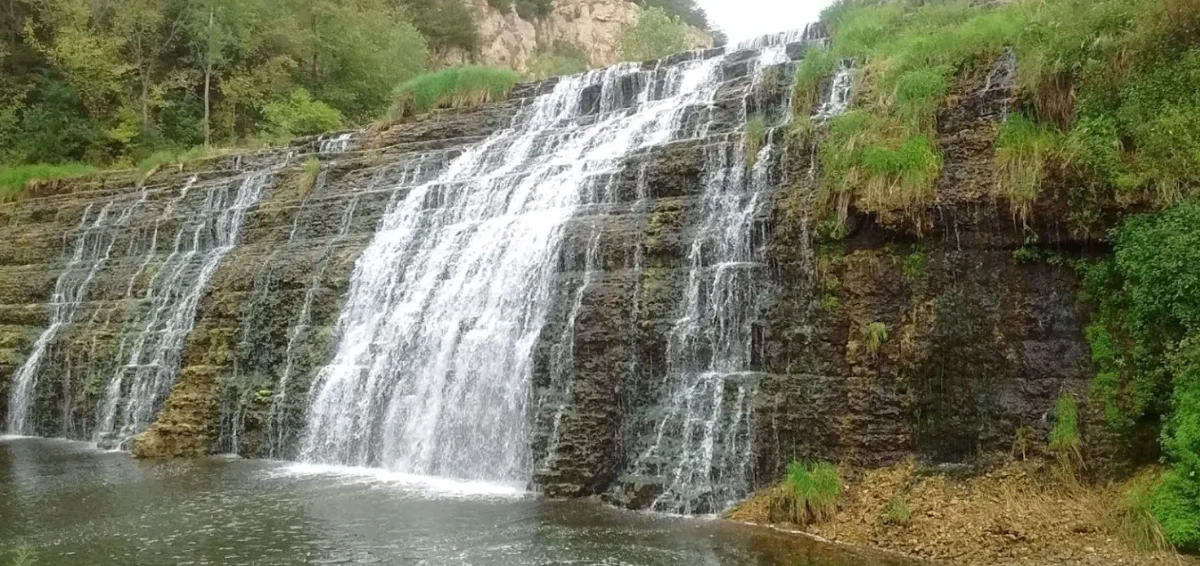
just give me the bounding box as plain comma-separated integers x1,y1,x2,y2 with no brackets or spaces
272,463,527,498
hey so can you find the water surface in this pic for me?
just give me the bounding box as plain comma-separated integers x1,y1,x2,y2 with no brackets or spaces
0,438,914,566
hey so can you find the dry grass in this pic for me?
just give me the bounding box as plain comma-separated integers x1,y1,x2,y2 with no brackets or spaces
729,459,1195,566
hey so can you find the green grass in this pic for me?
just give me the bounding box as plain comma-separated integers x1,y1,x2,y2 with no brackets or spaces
784,459,841,524
1048,394,1083,475
792,46,836,115
0,163,97,200
882,496,911,526
392,66,521,118
134,147,230,178
863,322,888,355
745,115,767,169
299,157,321,196
1119,474,1172,552
995,114,1065,220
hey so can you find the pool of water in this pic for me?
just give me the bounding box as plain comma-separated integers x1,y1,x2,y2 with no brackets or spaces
0,437,916,566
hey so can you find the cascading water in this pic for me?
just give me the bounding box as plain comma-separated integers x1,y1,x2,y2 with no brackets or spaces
622,29,850,515
297,53,731,484
6,195,144,434
94,159,286,448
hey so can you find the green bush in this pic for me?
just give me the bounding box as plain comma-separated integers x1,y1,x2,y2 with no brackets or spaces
392,66,521,118
616,7,693,62
262,89,344,141
0,163,97,200
784,459,841,524
1081,202,1200,551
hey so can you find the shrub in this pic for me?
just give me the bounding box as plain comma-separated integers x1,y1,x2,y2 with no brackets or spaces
616,7,692,62
392,66,521,118
263,89,343,141
785,460,841,524
0,163,96,200
745,115,767,169
901,250,925,286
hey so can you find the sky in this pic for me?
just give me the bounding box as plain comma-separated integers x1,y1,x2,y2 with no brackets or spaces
697,0,837,43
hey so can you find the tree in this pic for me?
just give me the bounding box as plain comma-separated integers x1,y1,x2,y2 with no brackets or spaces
616,6,693,63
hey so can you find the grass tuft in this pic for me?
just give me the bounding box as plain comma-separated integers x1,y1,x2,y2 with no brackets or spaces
995,114,1064,221
0,163,96,200
1048,393,1084,478
745,115,767,169
392,66,521,118
863,322,888,354
882,496,912,526
785,459,841,524
1117,473,1172,552
300,158,321,196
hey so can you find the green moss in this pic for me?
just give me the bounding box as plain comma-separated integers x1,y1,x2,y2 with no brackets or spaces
392,66,521,118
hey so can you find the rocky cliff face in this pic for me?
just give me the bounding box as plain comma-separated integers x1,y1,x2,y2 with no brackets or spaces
434,0,711,73
0,40,1095,513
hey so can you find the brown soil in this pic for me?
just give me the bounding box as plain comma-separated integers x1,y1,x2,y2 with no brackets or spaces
727,460,1199,566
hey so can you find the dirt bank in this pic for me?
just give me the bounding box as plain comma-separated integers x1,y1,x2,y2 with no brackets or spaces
728,460,1198,566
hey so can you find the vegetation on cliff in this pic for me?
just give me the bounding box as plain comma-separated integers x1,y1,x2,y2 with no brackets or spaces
615,6,695,62
808,0,1200,229
790,0,1200,550
1081,204,1200,550
391,66,520,117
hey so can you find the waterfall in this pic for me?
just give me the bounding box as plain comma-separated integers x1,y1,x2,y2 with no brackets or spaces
619,31,850,515
6,194,144,434
94,159,285,448
297,54,728,484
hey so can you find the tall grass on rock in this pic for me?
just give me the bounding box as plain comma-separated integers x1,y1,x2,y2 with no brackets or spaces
784,460,841,524
1048,394,1083,479
392,66,521,118
0,164,96,200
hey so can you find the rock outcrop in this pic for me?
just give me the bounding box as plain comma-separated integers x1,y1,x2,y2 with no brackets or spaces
435,0,711,73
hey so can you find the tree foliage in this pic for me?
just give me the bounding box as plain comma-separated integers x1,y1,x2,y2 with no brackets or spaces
0,0,427,166
616,6,693,63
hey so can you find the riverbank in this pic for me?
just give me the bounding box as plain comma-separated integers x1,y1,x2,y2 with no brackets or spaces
728,460,1198,566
